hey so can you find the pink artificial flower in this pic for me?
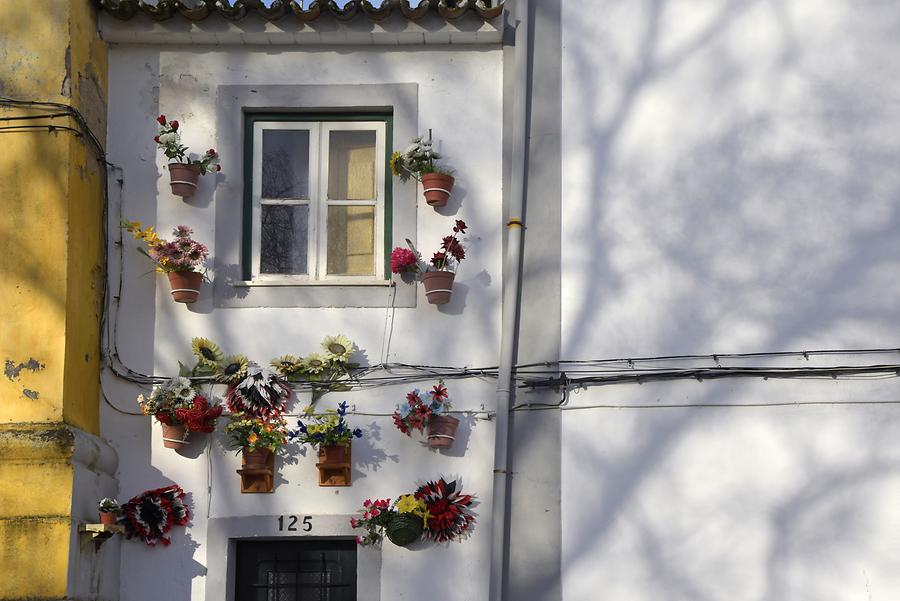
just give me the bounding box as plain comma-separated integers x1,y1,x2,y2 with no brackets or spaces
363,512,371,520
350,518,358,528
173,225,193,238
370,508,380,517
363,499,371,508
355,536,363,545
390,247,418,274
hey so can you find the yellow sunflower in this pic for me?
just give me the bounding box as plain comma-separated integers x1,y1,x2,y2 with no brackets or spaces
271,354,304,377
192,337,224,367
302,353,327,375
321,334,355,363
217,354,249,384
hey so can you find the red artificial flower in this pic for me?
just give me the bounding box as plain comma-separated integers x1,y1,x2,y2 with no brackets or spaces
157,115,167,125
431,383,448,402
170,120,179,131
174,395,222,433
441,236,466,262
153,135,160,143
215,164,221,172
208,148,217,156
453,219,467,233
431,251,446,268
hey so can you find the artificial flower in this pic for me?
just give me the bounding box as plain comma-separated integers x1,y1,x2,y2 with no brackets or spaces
192,337,224,367
226,366,291,419
390,247,418,274
271,354,304,377
322,335,355,363
302,353,327,375
218,354,249,385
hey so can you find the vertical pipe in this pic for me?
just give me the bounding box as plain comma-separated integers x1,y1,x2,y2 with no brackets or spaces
490,0,529,599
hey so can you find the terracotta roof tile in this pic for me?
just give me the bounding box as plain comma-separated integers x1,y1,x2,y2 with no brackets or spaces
99,0,505,23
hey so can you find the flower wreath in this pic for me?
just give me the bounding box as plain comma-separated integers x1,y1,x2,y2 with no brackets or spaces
121,484,190,547
414,478,476,543
226,366,291,419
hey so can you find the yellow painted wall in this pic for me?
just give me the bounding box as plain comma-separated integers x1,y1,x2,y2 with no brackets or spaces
0,1,108,599
0,426,75,599
0,0,106,433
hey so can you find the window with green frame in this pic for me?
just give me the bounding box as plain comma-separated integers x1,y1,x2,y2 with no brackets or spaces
242,114,393,282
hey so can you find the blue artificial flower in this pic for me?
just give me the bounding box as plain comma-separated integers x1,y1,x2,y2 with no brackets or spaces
296,422,308,434
337,401,348,416
399,402,412,418
352,428,363,438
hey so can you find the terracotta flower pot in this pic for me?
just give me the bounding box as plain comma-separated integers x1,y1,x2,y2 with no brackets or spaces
427,415,460,449
161,423,187,450
420,271,455,305
168,163,201,198
242,447,272,469
99,511,118,526
421,172,455,207
385,512,424,547
167,271,203,303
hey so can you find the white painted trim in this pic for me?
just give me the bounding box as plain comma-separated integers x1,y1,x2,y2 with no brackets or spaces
252,122,319,279
319,121,386,280
252,120,386,283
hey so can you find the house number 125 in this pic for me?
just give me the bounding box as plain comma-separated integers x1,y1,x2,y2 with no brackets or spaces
277,515,313,532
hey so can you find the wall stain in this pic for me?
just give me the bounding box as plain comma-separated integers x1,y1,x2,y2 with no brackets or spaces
22,389,40,400
4,358,44,381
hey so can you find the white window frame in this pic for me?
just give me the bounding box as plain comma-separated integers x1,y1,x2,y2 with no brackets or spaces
250,120,386,283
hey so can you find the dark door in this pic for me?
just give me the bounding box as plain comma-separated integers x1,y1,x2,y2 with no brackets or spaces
235,539,357,601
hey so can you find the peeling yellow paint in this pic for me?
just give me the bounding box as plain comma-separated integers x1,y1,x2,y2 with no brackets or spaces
0,1,108,599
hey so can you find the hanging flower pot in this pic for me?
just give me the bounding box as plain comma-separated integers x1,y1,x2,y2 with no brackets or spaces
420,271,455,305
427,415,460,449
225,414,287,494
167,271,203,303
385,512,424,547
99,511,118,526
290,402,363,487
421,172,455,207
390,132,456,210
317,442,352,487
160,422,188,450
167,163,201,198
241,447,272,470
155,115,221,199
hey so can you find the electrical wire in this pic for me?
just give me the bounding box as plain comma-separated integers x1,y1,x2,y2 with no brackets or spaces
7,96,900,417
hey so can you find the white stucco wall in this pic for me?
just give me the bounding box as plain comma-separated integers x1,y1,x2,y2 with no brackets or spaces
102,43,502,601
560,2,900,600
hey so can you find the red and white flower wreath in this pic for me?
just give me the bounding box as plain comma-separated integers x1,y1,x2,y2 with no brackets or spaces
121,484,190,547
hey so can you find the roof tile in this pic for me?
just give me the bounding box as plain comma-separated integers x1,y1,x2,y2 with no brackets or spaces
99,0,506,23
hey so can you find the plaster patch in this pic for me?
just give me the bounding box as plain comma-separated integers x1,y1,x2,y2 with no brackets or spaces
22,389,39,400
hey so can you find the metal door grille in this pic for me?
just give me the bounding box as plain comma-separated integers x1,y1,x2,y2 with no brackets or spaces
235,539,356,601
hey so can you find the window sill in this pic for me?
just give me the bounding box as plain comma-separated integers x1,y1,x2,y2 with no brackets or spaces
215,277,412,308
234,280,394,288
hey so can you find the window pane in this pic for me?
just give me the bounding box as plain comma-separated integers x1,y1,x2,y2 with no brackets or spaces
261,204,308,274
328,130,376,200
262,130,310,199
327,205,375,276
